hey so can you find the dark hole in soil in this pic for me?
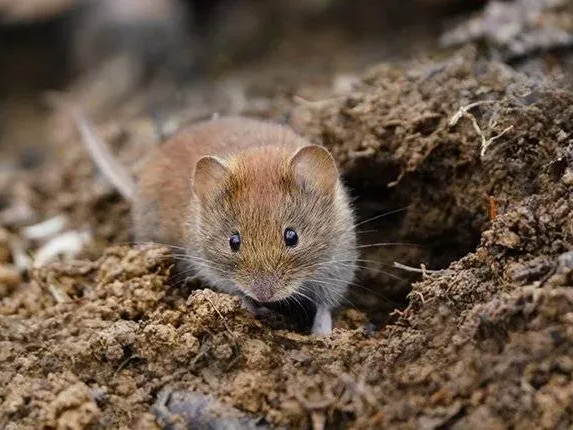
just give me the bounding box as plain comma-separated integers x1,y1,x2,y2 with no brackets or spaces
258,295,316,333
119,310,143,322
341,158,483,325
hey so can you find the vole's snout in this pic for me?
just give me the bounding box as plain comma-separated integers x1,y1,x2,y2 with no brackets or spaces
250,275,279,302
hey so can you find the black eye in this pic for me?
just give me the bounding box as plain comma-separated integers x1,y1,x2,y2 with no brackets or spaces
284,228,298,247
229,233,241,252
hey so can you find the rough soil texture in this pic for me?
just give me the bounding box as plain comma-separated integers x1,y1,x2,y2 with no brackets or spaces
2,22,573,430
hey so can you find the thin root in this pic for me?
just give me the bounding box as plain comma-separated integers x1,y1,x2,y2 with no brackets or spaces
46,273,71,303
114,354,140,377
205,296,236,341
408,290,426,305
393,261,443,275
293,95,343,107
389,308,404,318
448,100,495,127
480,125,514,157
449,100,513,158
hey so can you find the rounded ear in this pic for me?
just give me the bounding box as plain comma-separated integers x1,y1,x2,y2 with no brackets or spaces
289,145,338,193
192,156,229,201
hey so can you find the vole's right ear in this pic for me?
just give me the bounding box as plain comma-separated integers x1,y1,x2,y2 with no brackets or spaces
289,145,338,194
192,156,229,201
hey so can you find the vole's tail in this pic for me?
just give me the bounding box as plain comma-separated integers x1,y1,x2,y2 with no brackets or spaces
51,95,137,201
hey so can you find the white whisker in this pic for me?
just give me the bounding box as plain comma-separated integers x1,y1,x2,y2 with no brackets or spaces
356,242,423,249
355,206,410,228
310,277,401,307
290,294,310,320
303,281,356,309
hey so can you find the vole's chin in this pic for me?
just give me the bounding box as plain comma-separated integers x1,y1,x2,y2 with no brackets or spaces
233,285,268,303
235,283,298,304
266,285,300,303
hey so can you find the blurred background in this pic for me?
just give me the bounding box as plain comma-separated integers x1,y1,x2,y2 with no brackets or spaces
0,0,490,158
2,0,573,161
4,0,573,164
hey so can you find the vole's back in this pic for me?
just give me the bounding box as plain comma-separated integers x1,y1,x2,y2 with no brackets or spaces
133,117,307,246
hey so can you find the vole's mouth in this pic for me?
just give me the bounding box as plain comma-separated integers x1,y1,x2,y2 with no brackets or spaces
241,289,287,304
235,278,299,304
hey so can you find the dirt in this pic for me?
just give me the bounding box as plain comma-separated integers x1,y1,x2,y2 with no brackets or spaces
2,2,573,428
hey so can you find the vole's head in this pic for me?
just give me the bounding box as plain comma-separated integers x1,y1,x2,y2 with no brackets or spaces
191,144,356,304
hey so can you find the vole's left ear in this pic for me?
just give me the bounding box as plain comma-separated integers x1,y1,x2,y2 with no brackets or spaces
289,145,338,193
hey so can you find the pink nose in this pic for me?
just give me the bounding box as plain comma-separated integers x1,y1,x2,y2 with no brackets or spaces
251,277,276,302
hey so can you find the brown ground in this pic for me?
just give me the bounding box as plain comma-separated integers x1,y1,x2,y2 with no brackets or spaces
2,2,573,429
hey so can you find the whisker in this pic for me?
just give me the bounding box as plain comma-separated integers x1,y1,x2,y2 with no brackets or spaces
303,281,357,309
310,277,401,307
112,240,232,266
301,260,409,281
299,258,362,271
125,245,225,270
168,264,228,288
299,282,335,308
293,289,316,306
168,267,199,284
167,262,229,286
313,261,408,282
290,294,310,320
355,206,410,228
168,274,193,289
157,253,228,271
314,275,390,291
354,266,406,282
171,260,227,275
356,242,423,250
170,254,222,265
306,258,404,268
113,240,192,252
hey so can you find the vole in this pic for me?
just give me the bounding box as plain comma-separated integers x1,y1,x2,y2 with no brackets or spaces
72,112,358,335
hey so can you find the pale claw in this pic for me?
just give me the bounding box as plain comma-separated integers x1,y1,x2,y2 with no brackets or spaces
311,305,332,336
240,297,257,314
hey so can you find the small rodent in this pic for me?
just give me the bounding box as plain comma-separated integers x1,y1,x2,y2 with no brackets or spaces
72,112,358,335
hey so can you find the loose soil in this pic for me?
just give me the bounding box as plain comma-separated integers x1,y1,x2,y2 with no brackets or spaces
1,4,573,429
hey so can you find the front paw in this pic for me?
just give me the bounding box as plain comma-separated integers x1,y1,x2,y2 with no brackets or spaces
311,305,332,336
240,298,271,318
240,297,257,314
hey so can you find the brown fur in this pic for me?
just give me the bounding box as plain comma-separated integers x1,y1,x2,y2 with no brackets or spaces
134,116,357,309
